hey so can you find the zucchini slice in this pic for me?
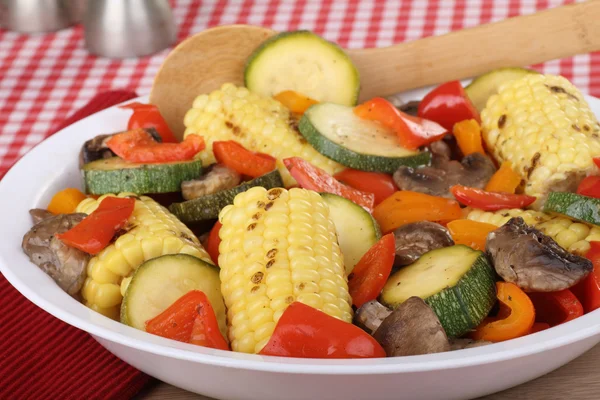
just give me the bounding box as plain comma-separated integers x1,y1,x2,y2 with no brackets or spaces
380,245,497,337
465,67,538,112
321,193,381,275
82,157,202,195
299,103,431,173
543,192,600,226
169,170,284,223
121,254,227,337
245,31,360,106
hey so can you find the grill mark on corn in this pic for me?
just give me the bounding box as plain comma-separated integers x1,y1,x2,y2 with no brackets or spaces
572,124,582,132
267,188,283,200
498,114,507,128
526,152,541,179
264,202,274,211
546,84,579,101
251,271,264,283
225,121,243,137
252,212,262,220
247,223,257,231
266,259,275,268
266,249,278,258
257,201,266,208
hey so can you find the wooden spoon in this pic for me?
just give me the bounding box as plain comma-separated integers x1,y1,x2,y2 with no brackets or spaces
150,1,600,139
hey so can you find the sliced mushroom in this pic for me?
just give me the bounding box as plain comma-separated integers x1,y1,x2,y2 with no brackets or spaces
22,213,89,296
353,300,393,334
398,100,420,116
373,297,450,357
79,127,162,167
29,208,54,225
393,221,454,267
181,164,241,200
449,338,492,351
486,217,593,292
393,152,496,198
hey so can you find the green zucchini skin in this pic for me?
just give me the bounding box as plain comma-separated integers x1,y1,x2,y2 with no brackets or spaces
423,254,497,338
298,104,431,173
169,170,284,223
82,157,202,195
120,254,226,337
380,245,497,338
320,193,381,274
544,192,600,226
465,67,538,112
244,30,360,106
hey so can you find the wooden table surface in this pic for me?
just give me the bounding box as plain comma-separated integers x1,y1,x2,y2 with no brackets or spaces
136,343,600,400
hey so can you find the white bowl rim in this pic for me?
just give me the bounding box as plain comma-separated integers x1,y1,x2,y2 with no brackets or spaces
2,93,600,376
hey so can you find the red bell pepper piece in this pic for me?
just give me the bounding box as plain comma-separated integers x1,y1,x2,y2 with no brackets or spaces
528,289,583,327
258,302,386,358
576,176,600,198
107,129,205,163
283,157,375,212
146,290,229,350
55,196,135,255
529,322,551,334
334,169,396,205
212,141,277,178
571,241,600,313
348,234,395,308
119,102,178,143
206,221,222,266
417,81,480,131
593,157,600,170
354,97,446,150
450,185,536,211
106,129,205,164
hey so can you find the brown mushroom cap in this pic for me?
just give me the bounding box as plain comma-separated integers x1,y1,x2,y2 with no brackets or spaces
393,221,454,267
373,297,450,357
393,152,496,199
22,213,90,296
486,217,593,292
353,300,393,335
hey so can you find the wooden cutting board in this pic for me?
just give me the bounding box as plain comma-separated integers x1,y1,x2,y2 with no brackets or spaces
137,343,600,399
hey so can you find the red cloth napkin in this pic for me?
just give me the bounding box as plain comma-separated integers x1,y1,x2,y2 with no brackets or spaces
0,90,154,400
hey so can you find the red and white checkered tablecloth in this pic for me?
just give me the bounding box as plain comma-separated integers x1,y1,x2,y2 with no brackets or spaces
0,0,595,178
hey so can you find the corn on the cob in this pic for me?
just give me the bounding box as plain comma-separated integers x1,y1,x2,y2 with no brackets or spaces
218,186,352,353
183,83,343,186
467,208,600,255
481,74,600,209
76,193,212,320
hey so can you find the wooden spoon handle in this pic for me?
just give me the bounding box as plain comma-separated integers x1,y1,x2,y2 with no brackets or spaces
348,1,600,101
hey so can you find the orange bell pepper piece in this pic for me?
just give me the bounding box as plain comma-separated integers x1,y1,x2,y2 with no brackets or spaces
274,90,318,115
47,188,88,215
372,191,462,233
472,282,535,342
452,119,485,156
485,161,522,194
447,219,497,251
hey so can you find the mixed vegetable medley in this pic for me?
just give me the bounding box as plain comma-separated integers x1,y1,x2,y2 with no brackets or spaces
21,30,600,359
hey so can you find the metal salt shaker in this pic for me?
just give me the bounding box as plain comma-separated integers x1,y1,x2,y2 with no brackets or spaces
83,0,177,59
0,0,85,33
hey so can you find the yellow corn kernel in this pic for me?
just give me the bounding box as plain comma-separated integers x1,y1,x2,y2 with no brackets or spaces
218,187,352,354
481,74,600,209
468,208,593,255
183,83,343,186
76,194,212,319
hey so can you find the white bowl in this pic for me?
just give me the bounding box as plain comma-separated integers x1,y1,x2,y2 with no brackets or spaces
2,89,600,400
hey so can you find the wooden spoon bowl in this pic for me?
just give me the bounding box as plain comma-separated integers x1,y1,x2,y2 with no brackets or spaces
150,1,600,139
